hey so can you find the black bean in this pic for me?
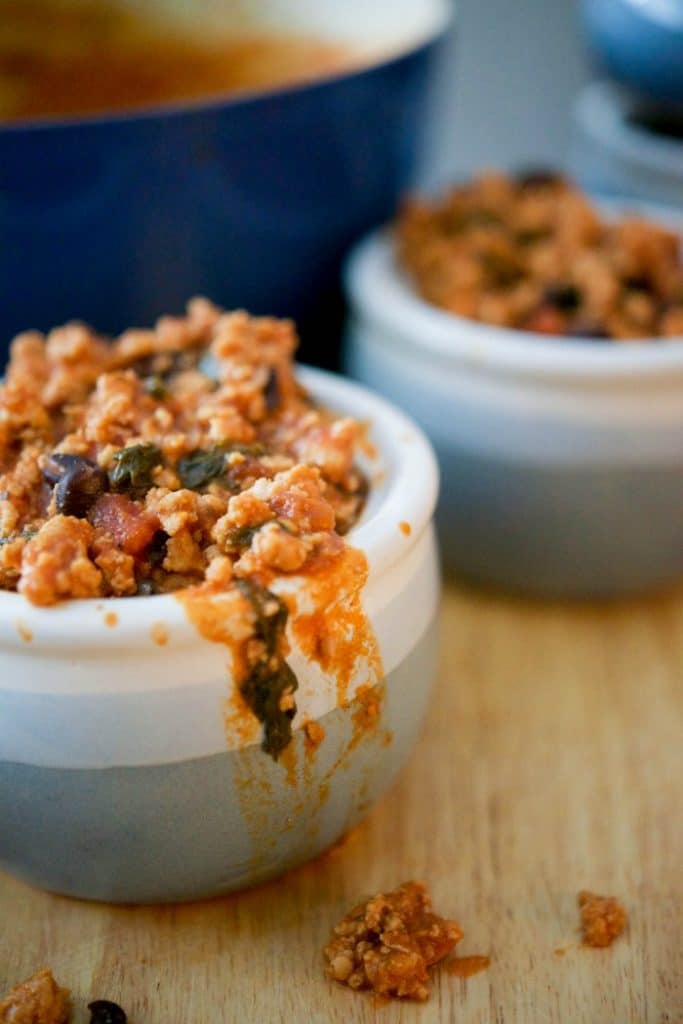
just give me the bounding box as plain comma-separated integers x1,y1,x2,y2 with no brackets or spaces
516,167,565,189
88,1000,127,1024
264,366,280,412
41,454,108,518
567,324,610,340
544,284,582,312
624,275,651,293
147,529,169,568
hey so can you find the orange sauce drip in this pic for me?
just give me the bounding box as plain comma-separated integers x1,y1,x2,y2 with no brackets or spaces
446,955,491,978
150,622,169,646
16,622,32,643
303,719,325,757
399,520,411,536
291,546,383,708
104,611,118,628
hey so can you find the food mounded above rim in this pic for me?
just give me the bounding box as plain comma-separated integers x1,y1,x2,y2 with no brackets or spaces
0,299,376,758
396,171,683,341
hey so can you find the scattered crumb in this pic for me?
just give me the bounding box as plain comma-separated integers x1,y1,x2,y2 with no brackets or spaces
150,622,168,646
0,968,70,1024
324,881,463,1001
578,890,627,948
398,521,411,537
104,611,118,628
554,947,567,957
16,622,32,644
446,955,490,978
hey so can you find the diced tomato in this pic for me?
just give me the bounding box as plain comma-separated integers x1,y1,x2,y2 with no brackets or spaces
524,305,568,335
89,493,160,555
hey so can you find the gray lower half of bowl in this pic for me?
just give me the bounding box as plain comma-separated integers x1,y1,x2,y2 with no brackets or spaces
436,443,683,597
0,618,437,904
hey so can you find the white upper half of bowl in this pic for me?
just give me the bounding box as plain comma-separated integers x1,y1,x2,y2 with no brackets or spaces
345,195,683,383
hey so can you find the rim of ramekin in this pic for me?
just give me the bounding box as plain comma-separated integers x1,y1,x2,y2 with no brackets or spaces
573,80,683,179
0,0,453,133
344,196,683,381
0,366,439,645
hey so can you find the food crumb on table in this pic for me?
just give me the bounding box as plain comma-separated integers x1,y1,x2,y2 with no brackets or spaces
446,954,491,978
0,968,70,1024
324,880,464,1001
578,890,628,948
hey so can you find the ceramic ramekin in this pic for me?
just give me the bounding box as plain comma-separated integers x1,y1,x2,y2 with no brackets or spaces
0,368,439,903
570,81,683,209
0,0,452,366
344,201,683,597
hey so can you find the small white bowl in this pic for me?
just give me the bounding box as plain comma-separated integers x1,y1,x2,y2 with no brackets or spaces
343,202,683,597
570,80,683,209
0,367,439,903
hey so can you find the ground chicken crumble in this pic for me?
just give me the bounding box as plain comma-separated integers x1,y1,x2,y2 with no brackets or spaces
396,170,683,340
324,881,465,1000
0,298,366,605
0,969,70,1024
578,890,628,948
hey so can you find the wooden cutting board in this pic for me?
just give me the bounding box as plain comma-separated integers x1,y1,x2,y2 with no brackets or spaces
1,581,682,1023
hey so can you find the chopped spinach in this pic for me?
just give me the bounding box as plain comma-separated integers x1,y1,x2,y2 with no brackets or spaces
177,447,228,490
109,444,163,498
236,577,298,759
177,442,266,491
0,530,36,546
143,375,168,400
224,524,260,550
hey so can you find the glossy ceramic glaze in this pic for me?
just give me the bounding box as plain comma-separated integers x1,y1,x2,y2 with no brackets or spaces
0,0,452,366
571,81,683,208
344,202,683,597
0,368,440,902
581,0,683,105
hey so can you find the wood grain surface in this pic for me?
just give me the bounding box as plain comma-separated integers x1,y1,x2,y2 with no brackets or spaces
2,581,682,1023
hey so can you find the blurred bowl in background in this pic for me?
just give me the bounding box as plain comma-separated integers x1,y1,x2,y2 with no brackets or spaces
0,0,452,367
344,199,683,598
571,80,683,208
580,0,683,106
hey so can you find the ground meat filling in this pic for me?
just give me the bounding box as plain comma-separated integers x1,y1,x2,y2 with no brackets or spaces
396,171,683,340
0,969,70,1024
0,299,368,606
578,890,628,948
324,881,463,1001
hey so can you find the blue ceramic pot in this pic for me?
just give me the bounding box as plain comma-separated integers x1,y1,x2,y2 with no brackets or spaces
581,0,683,106
0,0,452,366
